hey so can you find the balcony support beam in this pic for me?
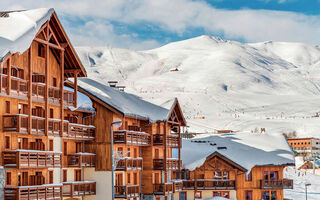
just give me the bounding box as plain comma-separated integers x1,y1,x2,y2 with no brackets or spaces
28,45,33,134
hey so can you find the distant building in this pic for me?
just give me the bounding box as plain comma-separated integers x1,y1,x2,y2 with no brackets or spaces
173,133,295,200
287,138,320,157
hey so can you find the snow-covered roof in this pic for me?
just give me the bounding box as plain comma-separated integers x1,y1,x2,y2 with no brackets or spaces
76,78,174,122
182,133,295,171
0,8,54,61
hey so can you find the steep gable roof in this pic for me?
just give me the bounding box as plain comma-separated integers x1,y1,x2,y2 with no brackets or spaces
0,8,86,77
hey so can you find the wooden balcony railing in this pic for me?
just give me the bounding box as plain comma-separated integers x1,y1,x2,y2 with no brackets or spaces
154,183,174,195
32,82,45,100
2,150,62,169
153,134,180,147
114,130,151,146
62,181,96,197
63,123,95,140
114,185,140,198
116,157,143,171
183,180,236,190
153,159,180,170
67,153,96,168
0,74,28,96
64,90,74,106
3,114,95,140
261,179,293,189
48,86,61,104
173,181,183,193
4,184,62,200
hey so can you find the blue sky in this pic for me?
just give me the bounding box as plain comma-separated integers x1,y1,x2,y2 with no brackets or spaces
1,0,320,50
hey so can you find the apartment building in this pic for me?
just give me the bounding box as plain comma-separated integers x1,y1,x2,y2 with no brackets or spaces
173,133,295,200
287,137,320,157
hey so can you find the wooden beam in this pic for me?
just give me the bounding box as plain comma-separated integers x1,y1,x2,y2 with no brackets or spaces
7,56,11,95
34,38,64,51
45,43,49,135
64,69,81,74
164,122,167,173
60,50,64,137
28,45,33,134
74,72,78,108
48,23,61,47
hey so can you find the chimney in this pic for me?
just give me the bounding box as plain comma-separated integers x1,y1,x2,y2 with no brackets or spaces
116,86,126,92
108,81,118,88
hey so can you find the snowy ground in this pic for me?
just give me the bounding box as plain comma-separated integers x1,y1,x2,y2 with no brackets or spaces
284,167,320,200
75,35,320,199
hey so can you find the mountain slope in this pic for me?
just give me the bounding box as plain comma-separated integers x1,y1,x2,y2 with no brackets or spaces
75,36,320,136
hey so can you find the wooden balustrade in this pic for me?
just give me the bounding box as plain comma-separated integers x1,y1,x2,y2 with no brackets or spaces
260,179,293,189
0,74,8,92
4,184,63,200
153,134,180,147
3,114,95,140
153,183,174,195
64,90,74,106
2,150,62,168
67,153,96,168
173,181,183,192
10,76,28,96
153,159,180,170
116,157,143,171
114,130,151,146
62,181,96,197
32,82,45,100
183,180,236,190
114,185,140,198
48,86,61,104
64,123,95,140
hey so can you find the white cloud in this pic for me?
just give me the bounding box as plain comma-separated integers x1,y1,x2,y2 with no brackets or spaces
1,0,320,49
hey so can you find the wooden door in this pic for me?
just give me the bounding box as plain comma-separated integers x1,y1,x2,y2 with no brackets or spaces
155,149,160,159
49,171,54,184
22,172,28,186
49,139,54,151
116,173,123,186
76,142,82,153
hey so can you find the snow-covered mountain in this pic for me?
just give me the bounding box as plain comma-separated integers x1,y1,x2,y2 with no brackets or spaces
75,35,320,137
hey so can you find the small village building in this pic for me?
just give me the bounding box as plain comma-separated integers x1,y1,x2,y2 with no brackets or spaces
287,137,320,157
174,133,295,200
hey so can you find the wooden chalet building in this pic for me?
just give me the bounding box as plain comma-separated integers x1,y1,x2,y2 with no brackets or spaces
65,78,187,200
0,8,97,200
174,133,295,200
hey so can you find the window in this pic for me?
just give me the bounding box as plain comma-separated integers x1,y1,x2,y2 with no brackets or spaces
194,191,202,199
74,169,81,181
5,136,10,149
76,142,82,153
246,191,252,200
49,139,54,151
63,169,67,182
180,192,187,200
50,108,54,118
127,148,131,157
118,147,123,156
246,171,252,181
127,173,131,184
6,172,11,185
213,192,221,197
53,77,57,87
64,142,68,156
18,104,22,114
49,170,54,184
38,44,45,58
223,171,229,179
262,191,270,200
214,171,222,179
271,191,276,200
5,101,10,113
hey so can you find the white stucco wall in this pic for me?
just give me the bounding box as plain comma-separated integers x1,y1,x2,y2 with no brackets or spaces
84,168,112,200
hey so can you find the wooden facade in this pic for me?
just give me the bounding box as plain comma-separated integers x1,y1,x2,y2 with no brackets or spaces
0,10,97,200
174,152,293,200
70,83,187,199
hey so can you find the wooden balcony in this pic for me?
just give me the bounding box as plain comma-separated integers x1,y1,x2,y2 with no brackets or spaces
63,123,95,140
48,86,61,104
183,180,236,190
114,130,151,146
62,181,96,197
67,153,96,168
3,114,95,140
154,183,173,195
153,158,180,170
32,82,45,100
64,90,74,106
153,134,180,147
260,179,293,189
173,181,183,193
4,184,62,200
0,74,28,97
116,157,143,171
114,185,140,199
2,150,62,169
